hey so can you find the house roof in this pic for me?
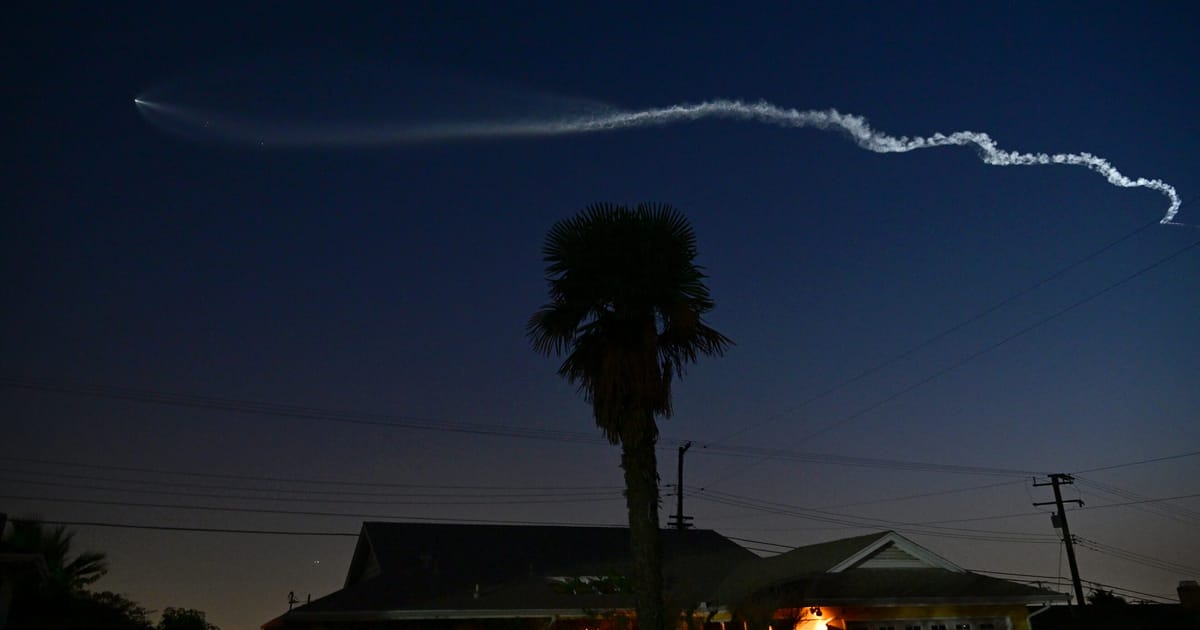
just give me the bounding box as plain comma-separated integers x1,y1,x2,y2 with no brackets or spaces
265,525,1065,628
726,531,892,585
273,522,754,625
717,531,1066,606
727,568,1068,606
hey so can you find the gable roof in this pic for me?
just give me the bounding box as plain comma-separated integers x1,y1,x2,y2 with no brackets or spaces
265,525,1066,628
718,531,1065,606
277,522,754,624
829,531,962,572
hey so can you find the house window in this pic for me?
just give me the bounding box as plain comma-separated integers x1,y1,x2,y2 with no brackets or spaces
930,625,948,630
956,625,971,630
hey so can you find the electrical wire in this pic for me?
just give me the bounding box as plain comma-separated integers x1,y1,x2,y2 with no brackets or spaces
0,456,620,491
691,448,1038,478
723,535,795,550
1073,536,1200,575
969,569,1175,604
1073,476,1200,527
699,234,1200,489
0,446,1043,484
710,218,1161,444
0,477,625,506
707,217,1162,447
1073,449,1200,474
812,479,1025,510
1077,492,1200,512
0,378,615,446
0,495,625,527
9,518,359,537
690,488,1059,544
0,466,624,498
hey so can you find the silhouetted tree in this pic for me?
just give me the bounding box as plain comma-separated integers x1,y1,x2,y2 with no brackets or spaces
1087,588,1129,607
529,203,731,630
2,520,218,630
4,519,107,592
158,607,220,630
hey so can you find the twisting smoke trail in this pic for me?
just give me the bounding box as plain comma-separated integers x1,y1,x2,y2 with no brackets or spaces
135,98,1183,223
493,100,1182,225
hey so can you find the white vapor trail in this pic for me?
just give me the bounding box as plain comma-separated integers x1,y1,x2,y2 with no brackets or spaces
488,100,1182,225
135,98,1183,223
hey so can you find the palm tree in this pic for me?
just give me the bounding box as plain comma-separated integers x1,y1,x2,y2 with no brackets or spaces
529,203,731,630
3,519,108,592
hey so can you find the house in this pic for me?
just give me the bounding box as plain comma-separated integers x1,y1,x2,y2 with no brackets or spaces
717,531,1068,630
263,523,1065,630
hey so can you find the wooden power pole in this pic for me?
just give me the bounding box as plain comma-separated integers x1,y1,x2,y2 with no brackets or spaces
1034,473,1085,607
670,441,693,530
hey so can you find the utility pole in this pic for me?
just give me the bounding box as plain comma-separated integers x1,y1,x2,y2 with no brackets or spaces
669,441,693,530
1033,473,1085,608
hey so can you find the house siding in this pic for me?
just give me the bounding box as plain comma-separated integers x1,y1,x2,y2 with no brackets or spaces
854,546,927,570
833,604,1032,630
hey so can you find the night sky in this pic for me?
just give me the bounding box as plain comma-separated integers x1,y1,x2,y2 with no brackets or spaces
3,4,1198,629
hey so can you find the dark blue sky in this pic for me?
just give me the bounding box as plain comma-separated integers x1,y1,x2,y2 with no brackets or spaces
3,3,1198,628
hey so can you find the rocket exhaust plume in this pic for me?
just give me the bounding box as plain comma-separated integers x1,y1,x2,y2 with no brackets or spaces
135,97,1183,224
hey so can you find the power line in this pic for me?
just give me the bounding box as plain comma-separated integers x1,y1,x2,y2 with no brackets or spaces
0,466,624,498
707,217,1162,448
690,488,1059,544
0,383,1044,478
1074,477,1200,527
813,479,1025,510
1073,536,1200,575
5,380,1197,491
695,486,1200,533
10,518,359,537
24,518,1186,599
795,234,1200,444
900,491,1200,526
1074,449,1200,474
0,477,625,506
968,569,1175,604
0,456,619,491
0,445,1044,484
1078,492,1200,512
699,234,1200,489
723,535,795,550
691,448,1038,479
0,378,615,446
0,494,625,527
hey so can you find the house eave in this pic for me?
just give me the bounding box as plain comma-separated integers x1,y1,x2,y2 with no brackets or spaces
278,607,634,623
828,532,963,573
808,595,1071,606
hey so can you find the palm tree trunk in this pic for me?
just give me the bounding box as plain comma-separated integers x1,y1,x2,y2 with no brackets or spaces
621,420,666,630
